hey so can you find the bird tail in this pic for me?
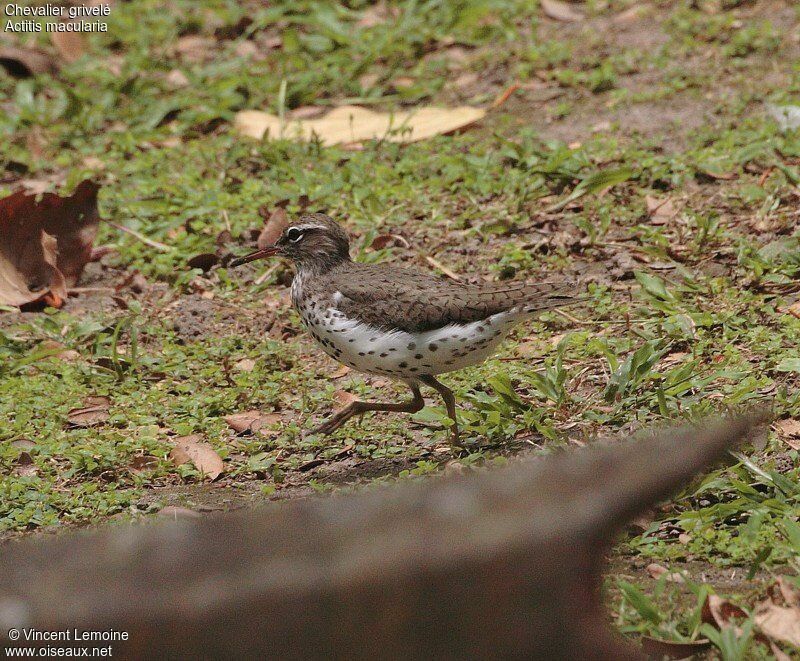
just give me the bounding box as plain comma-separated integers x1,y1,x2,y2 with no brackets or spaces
519,280,589,314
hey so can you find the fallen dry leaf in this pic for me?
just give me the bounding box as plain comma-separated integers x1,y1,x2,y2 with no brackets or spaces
755,578,800,648
164,68,190,88
541,0,584,22
14,450,38,478
67,396,111,428
0,46,59,78
187,252,219,272
173,35,216,64
257,207,289,249
0,180,100,307
129,455,159,473
50,30,86,63
776,419,800,451
776,419,800,438
785,301,800,319
333,390,358,408
702,594,748,635
234,104,486,146
370,233,410,250
169,434,224,480
330,364,351,379
646,562,685,583
234,358,256,373
639,636,711,660
157,505,201,520
645,195,677,225
224,411,282,435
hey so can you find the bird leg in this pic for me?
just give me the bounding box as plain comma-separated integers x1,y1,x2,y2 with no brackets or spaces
418,375,459,443
313,383,425,436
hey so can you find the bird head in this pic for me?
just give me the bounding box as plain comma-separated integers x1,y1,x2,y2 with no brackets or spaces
230,213,351,271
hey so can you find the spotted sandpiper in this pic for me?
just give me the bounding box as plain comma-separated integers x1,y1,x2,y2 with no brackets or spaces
231,213,582,441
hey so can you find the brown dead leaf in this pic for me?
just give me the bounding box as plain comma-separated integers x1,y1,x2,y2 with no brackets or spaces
776,419,800,438
187,252,219,272
234,358,256,373
541,0,584,22
640,636,711,660
333,390,358,408
356,1,399,27
164,69,190,88
39,340,80,362
67,396,111,428
646,563,685,583
129,455,159,473
755,579,800,647
257,207,288,249
51,30,87,63
370,233,410,250
235,104,486,145
157,505,201,520
173,35,216,64
784,301,800,320
0,46,59,78
776,419,800,450
169,434,224,480
646,195,677,225
330,364,351,379
14,451,38,478
702,594,748,635
0,180,100,308
224,410,282,435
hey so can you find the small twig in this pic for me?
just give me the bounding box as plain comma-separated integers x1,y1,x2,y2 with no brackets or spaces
424,255,460,281
222,209,232,233
105,220,172,252
255,263,280,286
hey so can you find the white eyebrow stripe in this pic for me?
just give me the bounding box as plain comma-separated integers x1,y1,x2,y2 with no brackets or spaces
295,223,327,232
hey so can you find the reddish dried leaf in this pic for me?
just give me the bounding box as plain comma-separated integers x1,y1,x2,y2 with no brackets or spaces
225,411,281,435
640,636,711,660
0,46,58,78
370,234,410,250
702,594,748,635
645,195,677,225
0,180,100,307
129,455,159,472
257,208,288,249
541,0,584,21
188,252,219,272
330,364,351,379
169,434,224,480
67,396,111,428
51,31,86,63
333,390,358,408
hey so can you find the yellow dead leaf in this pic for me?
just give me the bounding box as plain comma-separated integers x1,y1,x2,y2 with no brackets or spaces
234,104,486,146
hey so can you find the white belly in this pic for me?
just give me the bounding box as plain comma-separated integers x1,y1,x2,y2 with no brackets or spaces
300,305,522,378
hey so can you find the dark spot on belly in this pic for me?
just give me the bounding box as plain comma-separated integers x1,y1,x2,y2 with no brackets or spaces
379,352,388,357
368,351,375,355
428,343,438,351
399,361,408,368
407,342,416,350
409,367,418,372
414,353,423,359
358,352,366,356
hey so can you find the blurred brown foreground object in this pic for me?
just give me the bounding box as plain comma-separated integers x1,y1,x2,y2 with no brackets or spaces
0,414,764,659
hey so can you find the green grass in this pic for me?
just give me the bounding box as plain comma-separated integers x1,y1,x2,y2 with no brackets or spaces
3,0,800,656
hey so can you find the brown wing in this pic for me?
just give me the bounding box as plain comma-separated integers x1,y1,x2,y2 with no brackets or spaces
328,262,579,333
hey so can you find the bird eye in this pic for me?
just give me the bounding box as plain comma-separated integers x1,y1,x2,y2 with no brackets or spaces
286,227,304,243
